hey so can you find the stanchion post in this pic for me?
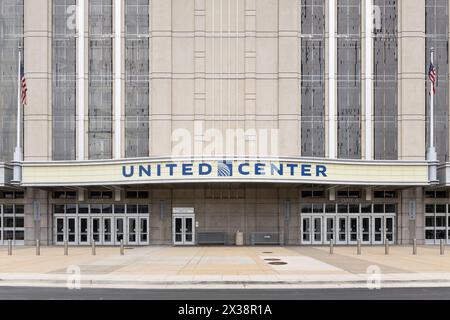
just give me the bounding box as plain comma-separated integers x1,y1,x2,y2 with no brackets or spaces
329,239,334,255
385,238,389,255
120,239,124,256
64,241,68,256
8,240,12,256
413,239,417,255
36,240,40,256
440,239,445,256
92,239,96,256
357,238,361,255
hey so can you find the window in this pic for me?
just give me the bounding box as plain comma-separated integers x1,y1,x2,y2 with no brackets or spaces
374,190,397,199
425,203,450,243
0,0,23,162
88,0,113,159
126,191,149,199
337,190,361,198
53,191,77,199
373,0,398,160
301,190,325,198
337,0,361,159
53,0,76,160
0,191,25,199
426,0,449,162
425,190,448,199
125,0,150,158
88,191,113,199
300,0,325,157
0,204,25,244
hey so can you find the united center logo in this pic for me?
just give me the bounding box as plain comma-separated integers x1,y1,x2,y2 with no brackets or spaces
217,161,233,177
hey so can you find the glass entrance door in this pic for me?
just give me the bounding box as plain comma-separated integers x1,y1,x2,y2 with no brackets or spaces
337,217,347,244
103,217,113,245
128,217,138,245
312,217,323,244
361,216,371,244
115,217,125,244
385,217,395,243
139,217,149,244
67,217,77,245
79,217,89,245
373,217,384,244
91,218,101,243
325,216,335,244
349,217,358,244
301,217,312,244
173,215,196,245
55,217,65,244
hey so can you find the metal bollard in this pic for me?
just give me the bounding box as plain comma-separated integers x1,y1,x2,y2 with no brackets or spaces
64,241,68,256
329,239,334,255
7,240,12,256
92,239,96,256
120,239,124,256
440,239,445,256
385,238,390,255
413,239,417,256
357,239,361,255
36,240,40,256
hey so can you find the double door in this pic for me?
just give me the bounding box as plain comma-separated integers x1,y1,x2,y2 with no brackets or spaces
301,215,395,245
173,214,195,245
55,216,149,246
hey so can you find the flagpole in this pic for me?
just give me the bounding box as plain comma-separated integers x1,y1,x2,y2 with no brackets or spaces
428,47,438,183
13,46,23,183
430,48,434,151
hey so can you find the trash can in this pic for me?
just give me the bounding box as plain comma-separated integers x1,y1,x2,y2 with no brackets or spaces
235,230,244,246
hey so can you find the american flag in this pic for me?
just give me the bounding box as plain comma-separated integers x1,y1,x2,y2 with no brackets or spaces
20,63,27,105
428,62,437,95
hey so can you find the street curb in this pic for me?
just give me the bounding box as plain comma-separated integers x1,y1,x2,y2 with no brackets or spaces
2,277,450,289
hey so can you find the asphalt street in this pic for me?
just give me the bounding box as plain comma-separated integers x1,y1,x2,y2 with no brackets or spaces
0,287,450,300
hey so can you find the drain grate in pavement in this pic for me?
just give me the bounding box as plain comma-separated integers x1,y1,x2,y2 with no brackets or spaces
264,258,281,261
262,252,273,254
125,247,135,250
268,262,288,266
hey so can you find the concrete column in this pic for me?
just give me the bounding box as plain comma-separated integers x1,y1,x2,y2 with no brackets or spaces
327,0,336,159
398,0,426,161
151,0,173,157
400,187,424,245
76,0,86,160
245,0,256,154
113,0,123,159
364,0,373,160
23,0,52,161
278,0,300,158
194,0,206,157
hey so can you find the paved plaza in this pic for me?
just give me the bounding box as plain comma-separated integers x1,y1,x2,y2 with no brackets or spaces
0,245,450,289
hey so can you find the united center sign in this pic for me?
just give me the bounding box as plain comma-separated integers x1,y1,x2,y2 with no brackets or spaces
20,157,430,187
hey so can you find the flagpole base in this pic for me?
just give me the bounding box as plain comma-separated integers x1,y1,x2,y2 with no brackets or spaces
12,147,23,184
427,146,439,184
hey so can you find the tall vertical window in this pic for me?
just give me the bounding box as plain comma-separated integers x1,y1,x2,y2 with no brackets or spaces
373,0,398,160
53,0,77,160
337,0,361,159
0,0,23,162
125,0,150,158
89,0,113,159
426,0,449,162
300,0,325,157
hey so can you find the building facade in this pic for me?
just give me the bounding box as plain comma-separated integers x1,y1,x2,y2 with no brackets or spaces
0,0,449,246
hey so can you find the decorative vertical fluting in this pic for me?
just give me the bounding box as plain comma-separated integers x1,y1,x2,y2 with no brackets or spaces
244,0,256,154
194,0,206,157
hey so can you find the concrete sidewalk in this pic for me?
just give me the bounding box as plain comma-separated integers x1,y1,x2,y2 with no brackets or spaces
0,245,450,289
